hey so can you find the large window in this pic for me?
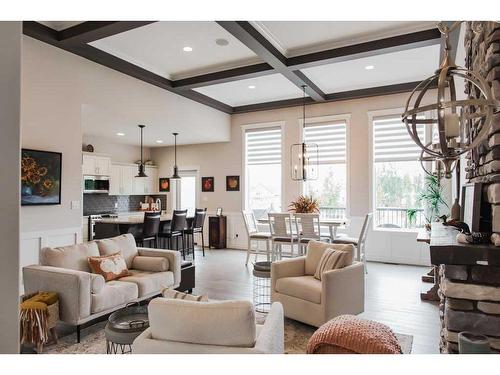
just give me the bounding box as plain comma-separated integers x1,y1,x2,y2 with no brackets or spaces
372,114,427,229
303,119,347,219
244,126,282,220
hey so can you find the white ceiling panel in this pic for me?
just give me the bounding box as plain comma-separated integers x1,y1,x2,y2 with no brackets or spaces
38,21,83,31
89,21,261,80
252,21,437,56
193,74,305,107
301,44,440,93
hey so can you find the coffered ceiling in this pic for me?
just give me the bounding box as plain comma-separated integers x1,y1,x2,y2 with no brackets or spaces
23,21,451,114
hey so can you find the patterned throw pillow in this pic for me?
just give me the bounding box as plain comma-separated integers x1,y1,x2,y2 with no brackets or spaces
313,248,349,280
162,288,208,302
88,252,130,282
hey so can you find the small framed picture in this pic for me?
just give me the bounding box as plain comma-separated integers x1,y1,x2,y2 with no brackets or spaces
226,175,240,191
216,207,223,216
159,177,170,192
202,177,214,192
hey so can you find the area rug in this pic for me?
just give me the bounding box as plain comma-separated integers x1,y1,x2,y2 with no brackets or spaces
45,316,412,354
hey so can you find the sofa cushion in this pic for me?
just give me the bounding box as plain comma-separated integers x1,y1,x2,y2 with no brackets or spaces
40,242,99,272
132,256,169,272
314,249,349,280
305,240,354,275
119,270,174,297
149,298,256,347
275,275,322,304
88,252,131,282
96,234,138,268
90,273,105,294
162,288,208,302
91,280,138,314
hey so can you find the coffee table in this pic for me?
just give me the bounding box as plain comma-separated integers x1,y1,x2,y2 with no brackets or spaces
105,303,149,354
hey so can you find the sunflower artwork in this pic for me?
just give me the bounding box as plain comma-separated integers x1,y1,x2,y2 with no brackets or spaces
21,149,62,205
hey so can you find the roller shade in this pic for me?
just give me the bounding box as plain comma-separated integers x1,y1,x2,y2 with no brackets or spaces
245,127,282,165
373,116,425,162
303,121,346,164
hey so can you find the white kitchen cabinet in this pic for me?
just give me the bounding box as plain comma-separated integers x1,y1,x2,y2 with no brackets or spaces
109,163,158,195
82,153,111,176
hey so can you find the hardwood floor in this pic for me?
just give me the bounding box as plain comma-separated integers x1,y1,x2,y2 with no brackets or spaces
192,247,441,354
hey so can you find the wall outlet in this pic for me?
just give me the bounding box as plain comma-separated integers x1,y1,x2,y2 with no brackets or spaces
114,202,118,208
71,200,80,210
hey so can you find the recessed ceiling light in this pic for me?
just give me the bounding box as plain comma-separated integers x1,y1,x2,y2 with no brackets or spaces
183,46,193,52
215,38,229,46
248,85,256,89
116,132,125,136
156,140,164,144
365,65,375,70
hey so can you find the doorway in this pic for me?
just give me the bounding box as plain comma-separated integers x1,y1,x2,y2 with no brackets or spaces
174,169,198,216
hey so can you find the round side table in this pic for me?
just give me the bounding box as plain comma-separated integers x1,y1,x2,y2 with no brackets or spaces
253,261,272,313
105,303,149,354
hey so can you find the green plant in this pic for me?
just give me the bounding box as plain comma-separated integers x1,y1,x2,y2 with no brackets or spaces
408,175,448,225
288,195,320,213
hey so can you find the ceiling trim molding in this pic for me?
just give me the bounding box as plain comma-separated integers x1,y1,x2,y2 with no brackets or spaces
216,21,326,101
287,28,442,70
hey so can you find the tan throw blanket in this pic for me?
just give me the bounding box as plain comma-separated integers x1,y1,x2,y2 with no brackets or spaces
306,315,402,354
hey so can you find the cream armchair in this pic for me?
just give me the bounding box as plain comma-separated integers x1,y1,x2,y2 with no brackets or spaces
271,240,364,327
133,298,284,354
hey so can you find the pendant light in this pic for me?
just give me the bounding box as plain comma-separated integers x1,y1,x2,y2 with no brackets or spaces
170,132,181,180
290,85,319,181
136,124,148,178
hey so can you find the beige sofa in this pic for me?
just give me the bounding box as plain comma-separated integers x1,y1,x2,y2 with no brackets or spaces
271,240,364,327
133,298,284,354
23,234,181,341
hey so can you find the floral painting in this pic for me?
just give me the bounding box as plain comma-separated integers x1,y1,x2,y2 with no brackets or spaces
21,149,62,205
159,177,170,192
226,175,240,191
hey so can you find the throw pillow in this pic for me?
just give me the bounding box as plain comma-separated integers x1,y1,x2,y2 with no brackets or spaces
88,252,130,282
313,248,349,280
162,288,208,302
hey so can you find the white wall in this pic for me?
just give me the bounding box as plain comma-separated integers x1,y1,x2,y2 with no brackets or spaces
82,134,152,164
0,21,21,354
153,90,444,264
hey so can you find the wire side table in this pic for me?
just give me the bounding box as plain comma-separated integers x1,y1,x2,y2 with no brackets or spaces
253,261,272,313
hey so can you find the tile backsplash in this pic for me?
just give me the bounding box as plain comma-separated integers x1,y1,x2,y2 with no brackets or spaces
83,194,167,215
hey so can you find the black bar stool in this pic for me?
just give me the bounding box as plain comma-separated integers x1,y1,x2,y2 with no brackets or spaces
135,212,160,248
184,208,207,259
159,210,187,259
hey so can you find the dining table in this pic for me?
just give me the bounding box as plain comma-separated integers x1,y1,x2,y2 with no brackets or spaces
257,215,348,241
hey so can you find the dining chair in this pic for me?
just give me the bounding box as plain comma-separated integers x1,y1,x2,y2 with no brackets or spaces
184,208,207,259
135,212,160,248
293,213,330,254
267,213,298,260
159,210,188,259
331,213,372,272
242,210,271,265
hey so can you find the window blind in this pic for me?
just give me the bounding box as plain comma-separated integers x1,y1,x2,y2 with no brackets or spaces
303,121,346,164
245,127,282,165
373,116,425,162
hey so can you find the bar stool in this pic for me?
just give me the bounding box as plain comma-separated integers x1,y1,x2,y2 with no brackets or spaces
135,212,160,248
184,208,207,259
158,210,187,259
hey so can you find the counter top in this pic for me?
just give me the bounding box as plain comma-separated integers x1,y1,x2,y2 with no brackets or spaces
98,213,173,224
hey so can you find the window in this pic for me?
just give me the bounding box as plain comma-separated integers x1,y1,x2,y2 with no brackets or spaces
303,119,347,219
173,169,198,216
244,126,282,220
372,114,427,229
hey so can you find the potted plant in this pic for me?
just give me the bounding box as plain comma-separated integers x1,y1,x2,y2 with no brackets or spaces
289,195,320,213
408,175,448,230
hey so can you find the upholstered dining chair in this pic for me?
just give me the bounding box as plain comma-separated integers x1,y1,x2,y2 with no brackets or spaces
293,213,331,254
268,213,298,260
242,210,271,265
331,213,372,272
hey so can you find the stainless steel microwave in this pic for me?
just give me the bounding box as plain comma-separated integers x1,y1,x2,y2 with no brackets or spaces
83,175,110,194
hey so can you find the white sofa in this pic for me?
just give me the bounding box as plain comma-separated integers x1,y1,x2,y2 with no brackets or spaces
133,298,284,354
271,240,365,327
23,234,181,340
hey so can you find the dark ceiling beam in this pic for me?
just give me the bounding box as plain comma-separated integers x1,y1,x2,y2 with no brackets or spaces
22,21,233,114
287,28,442,70
216,21,326,101
58,21,156,44
232,81,431,114
173,62,274,90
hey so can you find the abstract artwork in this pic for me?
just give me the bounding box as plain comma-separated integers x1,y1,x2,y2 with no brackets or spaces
201,177,214,192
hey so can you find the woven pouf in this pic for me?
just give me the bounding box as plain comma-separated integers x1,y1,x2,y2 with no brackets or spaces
306,315,402,354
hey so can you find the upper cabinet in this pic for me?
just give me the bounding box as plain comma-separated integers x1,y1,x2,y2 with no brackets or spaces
82,153,111,176
109,163,159,196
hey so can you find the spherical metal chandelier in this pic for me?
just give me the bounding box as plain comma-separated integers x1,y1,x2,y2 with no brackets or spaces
402,21,499,178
